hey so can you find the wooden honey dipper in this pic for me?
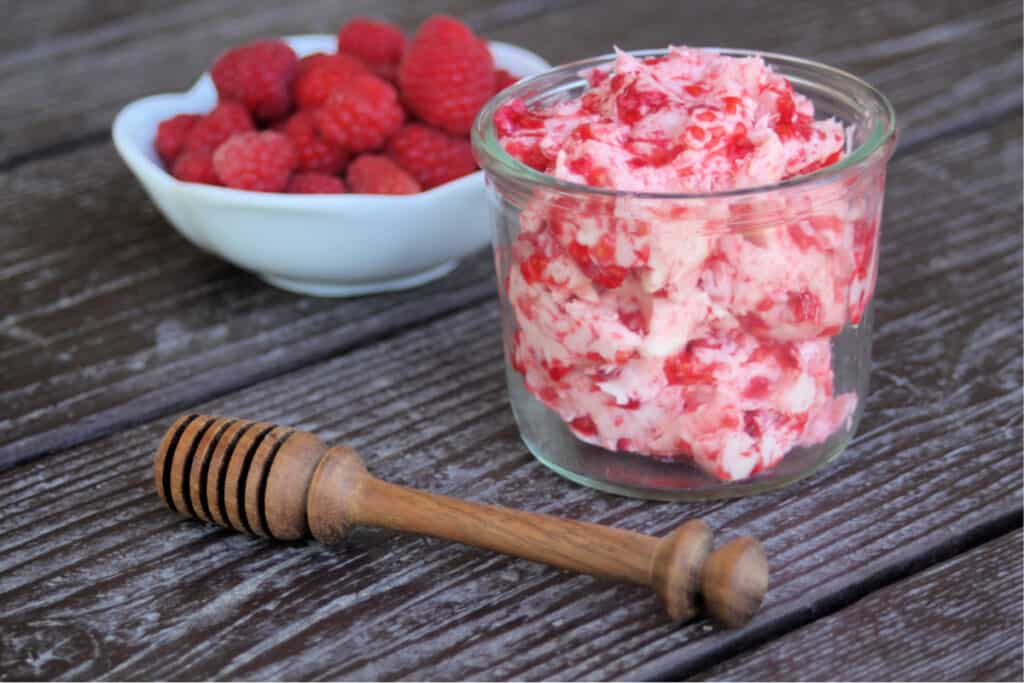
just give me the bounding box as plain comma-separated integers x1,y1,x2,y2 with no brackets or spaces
154,414,769,627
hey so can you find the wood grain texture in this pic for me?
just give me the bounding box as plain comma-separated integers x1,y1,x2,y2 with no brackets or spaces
156,412,752,630
0,116,1018,680
700,530,1024,682
0,0,581,167
488,0,1023,141
1,1,175,55
1,0,1019,167
1,0,1020,475
0,154,496,470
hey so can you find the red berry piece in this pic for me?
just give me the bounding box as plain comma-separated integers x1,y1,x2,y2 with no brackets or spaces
519,253,549,284
211,40,298,121
155,114,200,166
286,172,347,194
494,68,519,93
751,340,801,371
172,149,219,185
494,99,549,170
787,290,822,323
743,377,773,400
615,82,668,124
212,131,297,192
346,154,421,195
282,111,350,174
664,347,718,386
292,53,368,110
386,123,477,189
337,17,406,82
494,99,545,135
313,73,404,152
184,101,255,154
399,15,495,136
569,415,598,437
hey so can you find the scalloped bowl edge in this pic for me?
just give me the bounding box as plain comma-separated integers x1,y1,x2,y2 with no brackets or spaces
112,35,551,296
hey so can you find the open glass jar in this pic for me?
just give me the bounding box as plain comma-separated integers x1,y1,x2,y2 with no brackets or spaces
472,49,896,500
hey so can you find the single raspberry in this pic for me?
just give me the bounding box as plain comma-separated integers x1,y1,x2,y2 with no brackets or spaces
346,154,421,194
337,17,406,82
212,131,297,192
399,15,495,136
282,111,350,174
296,52,334,78
172,149,219,185
155,114,201,166
286,172,347,194
211,40,297,121
184,101,255,154
494,69,519,93
292,53,368,109
386,123,476,189
313,73,404,152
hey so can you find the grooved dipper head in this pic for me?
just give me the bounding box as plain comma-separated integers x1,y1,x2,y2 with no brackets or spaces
154,414,330,540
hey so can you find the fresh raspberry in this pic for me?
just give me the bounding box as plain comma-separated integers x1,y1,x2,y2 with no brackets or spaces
184,101,255,154
286,172,347,194
346,154,421,194
172,149,219,185
212,131,297,192
386,123,476,189
494,69,519,93
296,52,334,78
211,40,297,121
399,15,495,136
313,73,404,152
292,53,368,109
155,114,201,166
337,17,405,82
282,111,350,174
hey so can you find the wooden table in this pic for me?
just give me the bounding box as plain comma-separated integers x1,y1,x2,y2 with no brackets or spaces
1,1,1021,680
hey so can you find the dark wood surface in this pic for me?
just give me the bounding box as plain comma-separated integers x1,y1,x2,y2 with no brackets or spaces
0,0,1021,680
2,0,1020,470
701,530,1024,682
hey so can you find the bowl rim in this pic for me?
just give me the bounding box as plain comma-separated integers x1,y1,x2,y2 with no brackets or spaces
111,35,550,206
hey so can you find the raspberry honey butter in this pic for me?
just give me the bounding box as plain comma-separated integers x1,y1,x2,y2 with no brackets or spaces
472,47,896,499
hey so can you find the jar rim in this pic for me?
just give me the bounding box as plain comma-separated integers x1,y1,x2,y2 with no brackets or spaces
471,47,898,200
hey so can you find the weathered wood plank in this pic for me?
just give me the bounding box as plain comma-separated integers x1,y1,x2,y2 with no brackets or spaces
0,117,1019,681
2,0,174,55
1,0,1020,473
0,0,577,168
700,530,1024,682
1,0,1019,167
489,0,1022,141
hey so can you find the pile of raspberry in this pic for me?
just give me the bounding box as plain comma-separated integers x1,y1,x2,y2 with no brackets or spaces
155,15,519,194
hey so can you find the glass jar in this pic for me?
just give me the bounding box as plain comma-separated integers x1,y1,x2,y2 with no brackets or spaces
472,49,896,500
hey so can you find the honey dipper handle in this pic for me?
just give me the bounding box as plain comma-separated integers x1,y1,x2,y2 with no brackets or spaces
366,478,658,580
306,447,725,622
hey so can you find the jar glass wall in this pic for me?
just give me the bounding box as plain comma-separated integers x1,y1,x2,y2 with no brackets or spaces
472,49,896,500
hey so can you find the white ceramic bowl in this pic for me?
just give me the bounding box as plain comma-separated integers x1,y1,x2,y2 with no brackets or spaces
112,35,550,297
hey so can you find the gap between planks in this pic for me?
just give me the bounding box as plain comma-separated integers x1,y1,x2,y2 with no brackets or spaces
0,0,591,172
3,82,1018,176
0,276,1015,679
0,288,496,472
0,0,1018,172
1,105,1018,475
633,509,1023,681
